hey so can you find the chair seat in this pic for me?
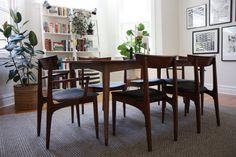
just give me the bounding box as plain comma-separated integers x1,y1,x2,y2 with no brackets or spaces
53,88,98,102
112,88,167,102
88,82,125,90
178,82,208,93
130,78,163,86
164,78,194,84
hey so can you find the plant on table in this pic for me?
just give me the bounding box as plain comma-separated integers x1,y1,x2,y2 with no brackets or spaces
117,23,150,59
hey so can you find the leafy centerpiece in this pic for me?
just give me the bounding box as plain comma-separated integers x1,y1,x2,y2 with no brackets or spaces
117,23,150,59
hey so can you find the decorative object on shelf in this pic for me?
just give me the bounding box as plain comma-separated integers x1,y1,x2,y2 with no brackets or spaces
117,23,150,59
43,0,51,9
192,28,219,54
87,21,95,35
0,9,44,110
222,25,236,61
72,9,91,37
186,4,207,29
209,0,232,25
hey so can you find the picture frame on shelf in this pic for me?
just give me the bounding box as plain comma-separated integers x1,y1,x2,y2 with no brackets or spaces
209,0,232,25
186,4,207,29
192,28,219,54
222,25,236,61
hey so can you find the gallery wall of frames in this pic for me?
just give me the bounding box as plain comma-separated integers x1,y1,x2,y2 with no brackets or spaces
186,0,236,61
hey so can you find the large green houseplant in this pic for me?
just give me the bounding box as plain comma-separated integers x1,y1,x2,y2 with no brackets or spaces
0,9,44,110
117,23,150,59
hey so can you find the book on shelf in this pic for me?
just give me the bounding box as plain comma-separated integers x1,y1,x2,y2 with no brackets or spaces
43,21,68,34
58,57,72,70
44,39,73,52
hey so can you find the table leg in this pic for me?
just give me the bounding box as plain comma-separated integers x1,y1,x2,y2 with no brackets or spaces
103,65,110,146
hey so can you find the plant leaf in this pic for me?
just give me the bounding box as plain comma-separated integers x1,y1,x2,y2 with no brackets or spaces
126,30,134,36
24,42,33,49
28,71,36,81
5,43,15,51
137,23,145,31
3,26,12,38
0,28,3,32
5,64,14,67
10,35,25,42
34,50,44,54
2,21,8,30
22,20,29,26
143,31,149,36
8,69,17,80
10,9,18,23
13,75,20,82
29,31,38,46
16,12,22,23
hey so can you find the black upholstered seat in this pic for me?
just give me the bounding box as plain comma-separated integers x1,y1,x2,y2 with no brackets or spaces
53,88,98,102
88,82,126,91
129,78,163,86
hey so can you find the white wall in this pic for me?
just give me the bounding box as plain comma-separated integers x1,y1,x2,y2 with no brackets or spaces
161,0,179,55
178,0,236,95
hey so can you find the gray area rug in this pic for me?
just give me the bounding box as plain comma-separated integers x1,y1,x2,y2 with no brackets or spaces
0,102,236,157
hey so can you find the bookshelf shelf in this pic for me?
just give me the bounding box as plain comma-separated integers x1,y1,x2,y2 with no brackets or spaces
44,32,71,36
42,14,70,19
46,51,74,54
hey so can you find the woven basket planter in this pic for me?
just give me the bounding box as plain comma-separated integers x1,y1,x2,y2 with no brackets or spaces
14,84,38,111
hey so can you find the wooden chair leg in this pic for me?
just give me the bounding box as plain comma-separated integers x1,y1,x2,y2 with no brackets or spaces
93,99,99,139
37,103,43,136
46,110,53,149
194,100,201,133
161,101,166,123
123,103,126,117
173,102,178,141
76,105,80,127
112,98,117,136
71,105,74,123
81,103,85,114
213,94,220,126
144,112,152,152
201,93,204,115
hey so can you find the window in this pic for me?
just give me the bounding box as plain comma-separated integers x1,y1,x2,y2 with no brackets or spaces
0,0,15,58
119,0,152,51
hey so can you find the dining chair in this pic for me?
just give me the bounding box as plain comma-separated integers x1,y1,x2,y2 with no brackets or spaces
166,55,220,133
112,54,178,152
37,55,99,149
78,57,127,116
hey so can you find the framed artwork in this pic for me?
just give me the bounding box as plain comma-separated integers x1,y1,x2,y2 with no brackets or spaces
222,25,236,61
209,0,232,25
192,28,219,54
186,4,207,29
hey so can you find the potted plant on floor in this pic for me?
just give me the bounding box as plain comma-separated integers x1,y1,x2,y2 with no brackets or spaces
0,9,44,111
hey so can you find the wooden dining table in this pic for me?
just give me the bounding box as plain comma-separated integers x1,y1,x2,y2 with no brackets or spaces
68,59,141,146
67,58,192,146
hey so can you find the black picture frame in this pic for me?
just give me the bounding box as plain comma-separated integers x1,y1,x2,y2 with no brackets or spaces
209,0,232,26
222,25,236,61
186,4,207,29
192,28,219,54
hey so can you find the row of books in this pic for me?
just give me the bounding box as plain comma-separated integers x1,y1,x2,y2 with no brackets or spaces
47,6,72,17
43,22,70,34
44,39,73,51
58,57,73,70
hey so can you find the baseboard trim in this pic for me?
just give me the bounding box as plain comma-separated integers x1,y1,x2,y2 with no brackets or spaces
205,83,236,96
0,93,14,108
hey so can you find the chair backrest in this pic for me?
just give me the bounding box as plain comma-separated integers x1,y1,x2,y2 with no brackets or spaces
166,55,187,79
135,54,178,103
38,55,60,101
187,55,217,92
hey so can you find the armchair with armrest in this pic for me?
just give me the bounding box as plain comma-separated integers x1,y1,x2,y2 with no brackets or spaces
37,55,99,149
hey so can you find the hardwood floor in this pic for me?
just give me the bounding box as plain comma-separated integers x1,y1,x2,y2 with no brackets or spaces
0,94,235,116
